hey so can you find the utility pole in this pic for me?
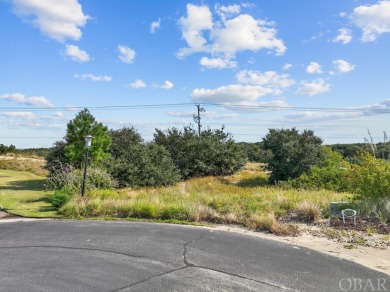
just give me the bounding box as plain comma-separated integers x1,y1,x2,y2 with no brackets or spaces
193,103,205,137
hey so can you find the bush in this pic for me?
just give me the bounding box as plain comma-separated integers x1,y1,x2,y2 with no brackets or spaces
105,143,181,188
154,126,246,178
346,153,390,200
49,189,72,208
45,167,117,192
262,128,324,183
289,147,350,191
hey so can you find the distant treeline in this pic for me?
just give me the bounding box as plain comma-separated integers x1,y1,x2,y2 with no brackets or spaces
1,141,388,162
0,144,49,157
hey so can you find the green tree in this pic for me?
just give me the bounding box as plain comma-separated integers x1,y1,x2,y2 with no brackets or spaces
154,126,246,178
65,109,111,167
290,146,350,191
262,128,325,183
108,127,143,159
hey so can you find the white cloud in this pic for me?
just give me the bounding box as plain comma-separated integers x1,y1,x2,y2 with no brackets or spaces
283,63,292,71
191,84,275,103
0,92,54,108
215,4,241,21
306,62,323,74
65,45,90,62
177,4,286,60
53,111,64,118
210,14,286,56
74,74,112,82
295,79,330,96
0,112,35,120
11,0,90,42
154,80,174,90
236,70,295,90
150,18,161,34
128,79,146,88
118,45,136,64
351,1,390,42
177,4,213,58
333,59,356,73
199,56,237,69
333,28,353,44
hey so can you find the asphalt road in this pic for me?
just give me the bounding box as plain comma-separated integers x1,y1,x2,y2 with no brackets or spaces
0,220,388,291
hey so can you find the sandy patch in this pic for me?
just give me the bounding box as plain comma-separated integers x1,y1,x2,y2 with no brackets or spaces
209,224,390,276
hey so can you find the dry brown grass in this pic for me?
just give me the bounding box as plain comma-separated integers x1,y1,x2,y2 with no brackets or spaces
295,200,322,223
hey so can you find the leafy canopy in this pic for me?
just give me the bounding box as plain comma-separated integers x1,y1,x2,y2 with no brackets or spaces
262,128,325,183
65,108,111,167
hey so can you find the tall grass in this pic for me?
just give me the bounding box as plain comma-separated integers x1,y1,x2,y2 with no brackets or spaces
60,164,349,233
0,155,47,176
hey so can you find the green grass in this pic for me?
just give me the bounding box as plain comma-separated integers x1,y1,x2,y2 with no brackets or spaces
0,169,59,218
61,164,351,232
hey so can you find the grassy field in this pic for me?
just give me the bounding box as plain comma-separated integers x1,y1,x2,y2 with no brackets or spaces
0,169,58,218
62,163,351,234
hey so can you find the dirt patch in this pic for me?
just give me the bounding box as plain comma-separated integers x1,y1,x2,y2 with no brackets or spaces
0,210,20,219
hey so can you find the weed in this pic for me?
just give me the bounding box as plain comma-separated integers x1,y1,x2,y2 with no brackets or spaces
295,201,322,223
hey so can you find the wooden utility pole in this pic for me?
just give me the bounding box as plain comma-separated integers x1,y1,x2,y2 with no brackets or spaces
193,104,205,137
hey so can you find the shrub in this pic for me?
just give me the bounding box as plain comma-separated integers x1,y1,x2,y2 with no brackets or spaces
262,128,324,183
154,126,246,178
105,143,181,188
346,153,390,200
49,189,72,208
45,166,117,192
289,147,350,191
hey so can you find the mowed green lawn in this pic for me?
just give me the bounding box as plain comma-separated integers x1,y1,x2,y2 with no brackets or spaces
0,169,59,218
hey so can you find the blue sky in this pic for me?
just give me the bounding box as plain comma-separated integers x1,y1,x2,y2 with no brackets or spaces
1,0,390,148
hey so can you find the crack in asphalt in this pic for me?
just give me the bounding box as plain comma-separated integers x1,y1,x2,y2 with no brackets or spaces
115,229,296,291
0,245,164,265
182,229,209,267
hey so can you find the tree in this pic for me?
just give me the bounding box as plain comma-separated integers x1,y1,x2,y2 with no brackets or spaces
108,127,143,159
262,128,325,183
154,126,246,178
64,109,111,167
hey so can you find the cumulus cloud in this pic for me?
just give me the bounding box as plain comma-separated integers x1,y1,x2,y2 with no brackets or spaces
118,45,136,64
74,74,112,82
210,14,286,56
306,62,323,74
333,28,353,44
295,79,330,96
11,0,90,42
192,84,275,103
283,63,292,71
199,56,237,69
0,111,35,120
154,80,174,90
214,4,241,21
236,70,295,91
351,1,390,42
177,4,213,58
333,59,355,73
65,45,90,62
0,92,54,108
128,79,146,88
150,18,161,34
177,4,286,61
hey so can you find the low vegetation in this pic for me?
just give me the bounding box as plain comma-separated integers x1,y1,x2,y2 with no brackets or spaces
1,109,389,236
0,169,58,218
58,164,349,235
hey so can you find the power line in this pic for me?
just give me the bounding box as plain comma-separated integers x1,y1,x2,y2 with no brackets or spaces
0,102,388,113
